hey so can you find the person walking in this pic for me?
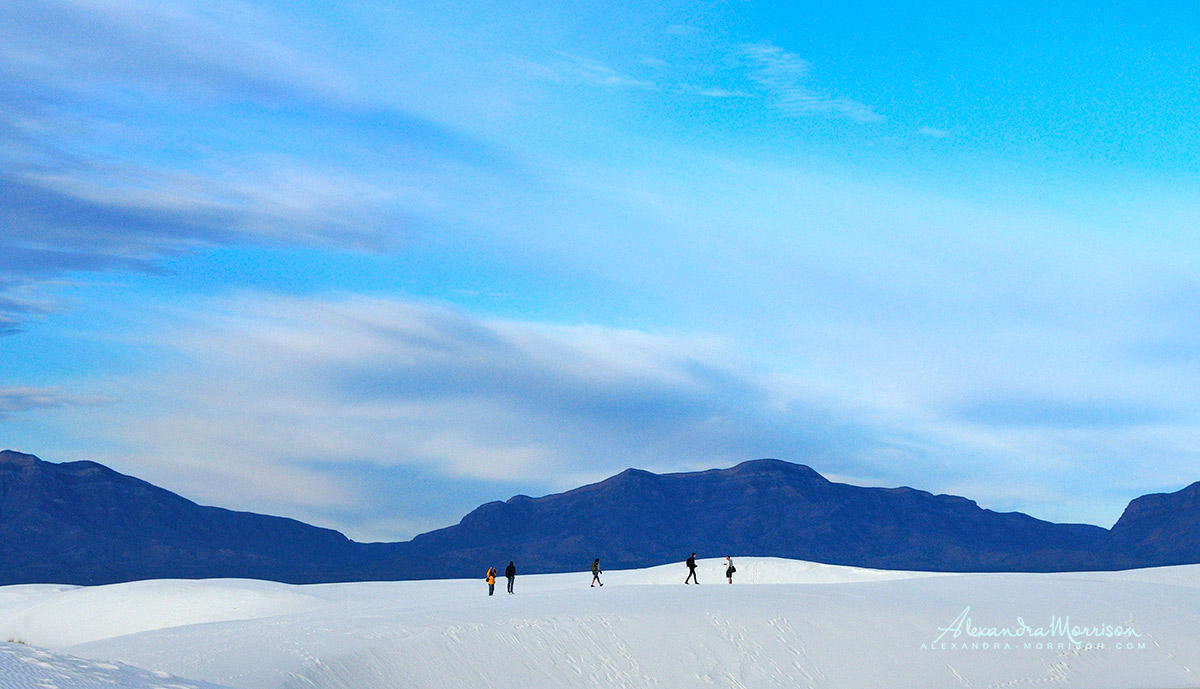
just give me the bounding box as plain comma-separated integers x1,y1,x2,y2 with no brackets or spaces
486,566,497,596
725,555,736,584
590,558,603,587
505,561,516,594
685,552,699,584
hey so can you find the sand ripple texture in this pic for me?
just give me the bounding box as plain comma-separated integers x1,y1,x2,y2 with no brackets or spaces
0,643,231,689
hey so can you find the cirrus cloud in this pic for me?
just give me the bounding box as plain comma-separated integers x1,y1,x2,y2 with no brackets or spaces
0,386,109,420
741,43,885,123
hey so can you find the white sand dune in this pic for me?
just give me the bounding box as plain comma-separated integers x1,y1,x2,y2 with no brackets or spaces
2,558,1199,688
0,642,231,689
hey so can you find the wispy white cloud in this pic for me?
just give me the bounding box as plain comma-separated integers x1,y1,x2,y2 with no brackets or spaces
0,386,109,420
0,280,53,335
515,53,656,90
679,84,750,99
0,156,421,278
741,43,884,123
0,0,354,103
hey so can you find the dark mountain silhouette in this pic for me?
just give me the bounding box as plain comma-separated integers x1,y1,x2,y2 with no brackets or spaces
1106,481,1200,568
0,450,367,585
1,449,1197,585
392,459,1108,577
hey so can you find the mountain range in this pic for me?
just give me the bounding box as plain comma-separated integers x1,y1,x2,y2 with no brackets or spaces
1,449,1196,585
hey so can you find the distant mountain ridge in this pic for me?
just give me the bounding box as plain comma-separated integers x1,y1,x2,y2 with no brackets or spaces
0,450,365,584
396,459,1109,577
0,449,1195,585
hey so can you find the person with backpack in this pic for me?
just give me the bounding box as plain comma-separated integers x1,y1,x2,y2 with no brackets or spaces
590,558,603,587
486,566,497,596
725,555,736,584
505,561,516,594
685,552,699,584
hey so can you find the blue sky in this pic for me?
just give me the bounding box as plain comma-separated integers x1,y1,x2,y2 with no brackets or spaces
3,0,1200,540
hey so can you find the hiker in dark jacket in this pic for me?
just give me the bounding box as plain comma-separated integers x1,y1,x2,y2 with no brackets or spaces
685,552,699,584
590,558,603,587
505,561,516,594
